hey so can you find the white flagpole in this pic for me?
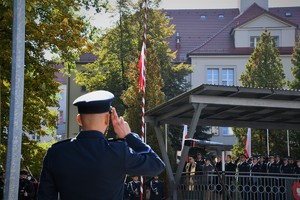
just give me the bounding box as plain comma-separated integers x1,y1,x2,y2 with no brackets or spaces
287,130,290,156
267,129,270,155
165,124,168,153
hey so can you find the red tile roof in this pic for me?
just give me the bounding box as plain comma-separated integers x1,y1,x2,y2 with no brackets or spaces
165,8,239,60
165,4,300,58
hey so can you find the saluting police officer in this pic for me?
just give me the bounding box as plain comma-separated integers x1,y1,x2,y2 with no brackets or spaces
38,90,165,200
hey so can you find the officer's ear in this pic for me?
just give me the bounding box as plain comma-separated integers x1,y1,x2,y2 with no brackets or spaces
104,112,110,126
77,114,83,126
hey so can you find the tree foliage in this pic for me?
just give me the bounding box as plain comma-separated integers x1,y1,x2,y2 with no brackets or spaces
289,35,300,89
74,1,191,170
240,30,285,88
0,0,108,174
235,29,287,158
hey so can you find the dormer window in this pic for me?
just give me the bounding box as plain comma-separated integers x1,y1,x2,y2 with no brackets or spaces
200,15,206,20
272,36,279,47
250,36,279,47
285,12,292,17
218,14,224,19
250,36,260,48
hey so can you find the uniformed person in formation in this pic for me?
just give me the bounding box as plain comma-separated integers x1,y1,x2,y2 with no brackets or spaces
19,170,35,200
127,176,141,200
147,175,165,200
38,90,165,200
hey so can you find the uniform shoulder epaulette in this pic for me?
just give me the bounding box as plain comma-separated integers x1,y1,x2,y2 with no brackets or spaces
107,138,125,142
52,138,72,146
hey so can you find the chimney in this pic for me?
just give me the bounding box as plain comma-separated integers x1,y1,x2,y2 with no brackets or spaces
238,0,268,13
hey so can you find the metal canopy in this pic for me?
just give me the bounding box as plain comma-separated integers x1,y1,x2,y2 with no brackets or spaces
146,84,300,130
145,84,300,199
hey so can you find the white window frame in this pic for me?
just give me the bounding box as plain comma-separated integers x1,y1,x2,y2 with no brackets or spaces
220,127,234,136
207,68,219,85
250,35,279,47
206,66,236,86
221,68,234,86
250,36,260,48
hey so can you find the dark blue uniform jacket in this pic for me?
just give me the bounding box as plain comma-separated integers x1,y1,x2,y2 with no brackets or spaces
38,131,165,200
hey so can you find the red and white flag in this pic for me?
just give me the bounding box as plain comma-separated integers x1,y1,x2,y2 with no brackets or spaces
245,128,251,158
138,43,146,92
181,124,188,163
181,124,188,151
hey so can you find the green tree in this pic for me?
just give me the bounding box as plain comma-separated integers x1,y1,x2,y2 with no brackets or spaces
74,1,191,170
235,29,286,157
240,30,285,88
0,0,109,175
288,35,300,159
289,35,300,89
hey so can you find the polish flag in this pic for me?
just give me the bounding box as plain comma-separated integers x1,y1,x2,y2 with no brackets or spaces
181,124,188,162
181,125,188,150
138,43,146,92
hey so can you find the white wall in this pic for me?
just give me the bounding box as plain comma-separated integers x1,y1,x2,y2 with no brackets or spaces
189,55,294,88
234,15,296,48
238,0,268,12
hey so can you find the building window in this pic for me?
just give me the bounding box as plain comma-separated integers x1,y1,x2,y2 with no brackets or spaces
207,67,235,86
165,15,170,19
218,14,224,19
250,36,279,47
222,68,234,86
285,12,292,17
207,68,219,85
200,15,206,20
59,110,63,124
250,36,260,47
81,86,86,92
220,127,234,136
272,36,279,47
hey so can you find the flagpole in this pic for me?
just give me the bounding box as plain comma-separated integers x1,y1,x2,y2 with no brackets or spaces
245,128,251,158
267,129,270,156
139,0,147,199
287,130,290,157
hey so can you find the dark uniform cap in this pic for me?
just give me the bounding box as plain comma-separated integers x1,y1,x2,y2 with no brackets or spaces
288,156,293,160
240,154,246,158
73,90,114,114
204,157,211,161
252,156,258,160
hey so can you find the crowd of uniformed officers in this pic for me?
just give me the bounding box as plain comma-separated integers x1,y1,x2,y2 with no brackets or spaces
186,152,300,177
183,152,300,199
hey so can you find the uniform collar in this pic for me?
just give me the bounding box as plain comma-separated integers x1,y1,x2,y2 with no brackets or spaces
76,130,105,139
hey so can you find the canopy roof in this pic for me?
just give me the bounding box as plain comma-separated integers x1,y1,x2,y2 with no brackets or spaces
146,84,300,130
145,84,300,199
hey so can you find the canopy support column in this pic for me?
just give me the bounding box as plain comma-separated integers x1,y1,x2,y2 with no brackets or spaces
174,103,207,186
153,125,177,199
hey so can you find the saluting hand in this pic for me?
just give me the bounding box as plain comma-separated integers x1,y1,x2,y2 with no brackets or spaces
111,107,131,138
